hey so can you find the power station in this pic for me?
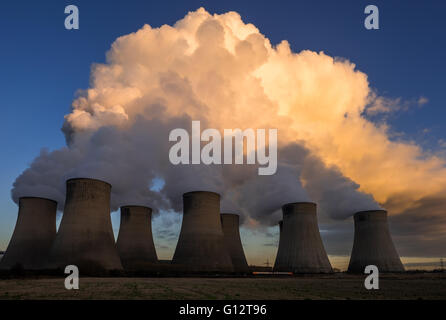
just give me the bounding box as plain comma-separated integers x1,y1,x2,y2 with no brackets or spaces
47,178,123,273
220,213,250,273
116,205,158,270
172,191,233,272
348,210,405,273
0,197,57,270
273,202,332,273
0,178,409,276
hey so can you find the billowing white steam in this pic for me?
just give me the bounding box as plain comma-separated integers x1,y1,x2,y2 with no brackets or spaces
12,8,446,224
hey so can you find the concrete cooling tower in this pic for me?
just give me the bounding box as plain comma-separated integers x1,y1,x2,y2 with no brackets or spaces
273,202,332,273
220,213,250,273
116,206,158,270
0,197,57,270
172,191,233,273
273,220,285,271
47,178,123,273
348,210,405,273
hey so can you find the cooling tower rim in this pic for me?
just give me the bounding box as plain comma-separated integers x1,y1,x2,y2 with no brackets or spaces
66,177,112,188
221,213,240,223
355,209,387,214
354,209,388,221
183,190,221,198
281,201,316,211
120,205,153,211
282,201,316,206
220,213,240,217
354,209,387,216
19,196,58,204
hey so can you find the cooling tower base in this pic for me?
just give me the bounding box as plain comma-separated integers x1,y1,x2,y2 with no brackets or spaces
172,234,234,273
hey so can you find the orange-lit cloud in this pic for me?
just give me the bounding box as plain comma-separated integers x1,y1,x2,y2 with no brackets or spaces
58,8,446,217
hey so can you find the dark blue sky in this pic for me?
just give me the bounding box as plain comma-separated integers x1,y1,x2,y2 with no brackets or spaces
0,0,445,252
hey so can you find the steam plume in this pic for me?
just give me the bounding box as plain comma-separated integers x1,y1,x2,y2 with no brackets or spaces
12,8,446,225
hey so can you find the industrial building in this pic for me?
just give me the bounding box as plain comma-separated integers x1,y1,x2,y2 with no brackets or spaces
0,197,57,270
47,178,123,273
116,205,158,271
348,210,405,273
0,175,410,277
273,202,332,273
172,191,233,272
220,213,250,273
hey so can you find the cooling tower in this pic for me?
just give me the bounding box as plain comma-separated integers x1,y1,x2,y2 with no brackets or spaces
0,197,57,270
273,220,285,271
116,205,158,270
220,213,249,273
172,191,233,273
47,178,123,272
273,202,332,273
348,210,405,273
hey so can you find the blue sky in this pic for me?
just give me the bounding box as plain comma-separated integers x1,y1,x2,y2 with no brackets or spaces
0,0,445,267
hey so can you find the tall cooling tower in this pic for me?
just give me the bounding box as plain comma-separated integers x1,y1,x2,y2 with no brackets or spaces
273,220,285,271
273,202,332,273
47,178,123,272
220,213,249,273
116,205,158,270
348,210,405,273
172,191,233,272
0,197,57,270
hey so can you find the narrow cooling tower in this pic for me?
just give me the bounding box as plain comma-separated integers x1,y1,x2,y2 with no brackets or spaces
220,213,249,273
273,220,285,271
116,206,158,270
172,191,233,272
348,210,405,273
0,197,57,270
47,178,123,272
273,202,332,273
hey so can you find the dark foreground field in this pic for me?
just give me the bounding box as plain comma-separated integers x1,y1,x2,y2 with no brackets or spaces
0,273,445,300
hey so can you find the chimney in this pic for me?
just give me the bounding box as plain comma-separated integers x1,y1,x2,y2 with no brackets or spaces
47,178,123,273
273,202,332,273
0,197,57,270
116,205,158,271
221,213,250,273
348,210,405,273
172,191,233,273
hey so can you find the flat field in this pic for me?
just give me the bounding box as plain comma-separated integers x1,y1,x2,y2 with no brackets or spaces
0,273,445,300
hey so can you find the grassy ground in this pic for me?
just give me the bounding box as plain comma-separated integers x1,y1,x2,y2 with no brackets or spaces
0,273,445,300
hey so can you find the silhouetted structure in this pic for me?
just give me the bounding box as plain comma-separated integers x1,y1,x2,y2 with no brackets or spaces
273,220,285,271
116,205,158,270
47,178,123,273
273,202,332,273
221,213,249,273
348,210,405,273
172,191,233,273
0,197,57,270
